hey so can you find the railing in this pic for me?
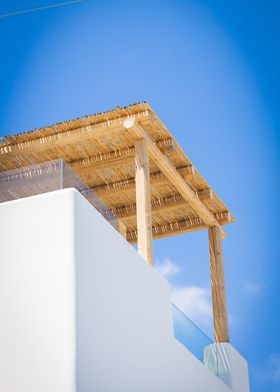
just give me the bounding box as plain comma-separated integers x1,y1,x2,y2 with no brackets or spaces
173,305,229,385
172,304,213,361
0,159,125,235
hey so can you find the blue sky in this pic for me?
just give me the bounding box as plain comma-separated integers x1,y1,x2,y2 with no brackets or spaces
0,1,279,391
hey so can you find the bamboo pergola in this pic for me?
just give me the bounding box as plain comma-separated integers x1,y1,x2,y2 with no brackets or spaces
0,101,234,343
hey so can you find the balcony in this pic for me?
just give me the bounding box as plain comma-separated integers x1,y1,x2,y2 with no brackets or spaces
0,159,235,389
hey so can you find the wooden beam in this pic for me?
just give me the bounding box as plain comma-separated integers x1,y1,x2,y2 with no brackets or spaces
69,138,175,171
124,118,226,238
92,165,195,196
113,191,214,222
126,212,231,243
127,217,204,242
71,146,134,170
196,189,213,201
135,139,153,265
0,111,151,156
208,226,229,343
115,194,185,220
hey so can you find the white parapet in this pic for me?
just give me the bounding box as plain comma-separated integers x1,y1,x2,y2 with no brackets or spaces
204,343,250,392
0,188,239,392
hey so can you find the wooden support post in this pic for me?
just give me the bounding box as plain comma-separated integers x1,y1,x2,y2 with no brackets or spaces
135,139,153,265
208,226,229,342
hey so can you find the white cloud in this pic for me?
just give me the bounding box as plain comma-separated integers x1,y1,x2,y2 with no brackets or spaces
244,281,262,294
156,257,214,334
156,258,180,279
172,286,213,330
254,353,280,384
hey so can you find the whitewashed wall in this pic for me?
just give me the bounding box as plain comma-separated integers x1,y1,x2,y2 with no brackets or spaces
0,190,76,392
0,189,237,392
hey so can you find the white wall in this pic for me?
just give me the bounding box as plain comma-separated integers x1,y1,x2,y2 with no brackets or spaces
0,190,76,392
0,189,238,392
73,189,231,392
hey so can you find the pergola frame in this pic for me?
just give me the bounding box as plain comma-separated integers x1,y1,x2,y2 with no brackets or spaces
124,117,229,342
0,102,232,343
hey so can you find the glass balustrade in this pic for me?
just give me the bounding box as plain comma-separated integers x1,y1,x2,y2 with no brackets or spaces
0,159,125,234
173,304,228,385
172,304,213,361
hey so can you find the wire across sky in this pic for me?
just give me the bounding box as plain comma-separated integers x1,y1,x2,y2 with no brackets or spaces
0,0,84,19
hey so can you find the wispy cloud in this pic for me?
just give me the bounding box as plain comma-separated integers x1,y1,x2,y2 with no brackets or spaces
254,353,280,384
156,258,181,279
156,257,213,332
172,286,213,329
244,281,262,294
156,258,213,332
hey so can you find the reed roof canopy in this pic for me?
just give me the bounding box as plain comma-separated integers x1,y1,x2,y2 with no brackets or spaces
0,102,235,242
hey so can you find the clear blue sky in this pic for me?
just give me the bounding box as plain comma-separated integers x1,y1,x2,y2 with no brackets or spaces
1,1,279,391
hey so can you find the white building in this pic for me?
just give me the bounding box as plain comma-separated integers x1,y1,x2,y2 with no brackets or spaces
0,103,249,391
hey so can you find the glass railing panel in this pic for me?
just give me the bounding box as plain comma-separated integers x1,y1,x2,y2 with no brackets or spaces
0,159,125,235
0,160,62,203
203,343,231,387
172,304,213,362
62,161,125,234
173,305,229,385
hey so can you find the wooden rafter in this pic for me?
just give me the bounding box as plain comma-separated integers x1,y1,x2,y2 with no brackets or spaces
126,212,231,244
127,217,204,242
127,212,231,243
0,111,150,156
124,118,226,237
69,138,175,170
113,191,214,222
92,165,195,196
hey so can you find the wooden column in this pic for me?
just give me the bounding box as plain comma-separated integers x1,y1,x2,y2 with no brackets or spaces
135,138,153,265
208,226,229,342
